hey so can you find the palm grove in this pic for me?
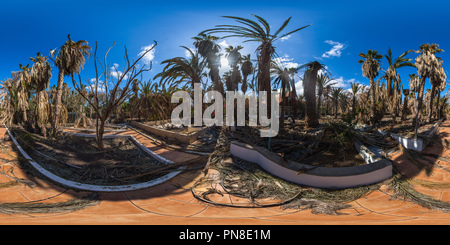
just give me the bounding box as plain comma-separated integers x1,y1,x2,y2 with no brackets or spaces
0,15,448,150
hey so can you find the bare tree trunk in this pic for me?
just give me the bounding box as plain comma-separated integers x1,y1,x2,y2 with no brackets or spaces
428,82,437,123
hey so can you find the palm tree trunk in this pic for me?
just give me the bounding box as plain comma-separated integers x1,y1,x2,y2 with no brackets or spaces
259,45,272,119
352,95,356,115
304,70,319,128
369,77,376,125
436,89,441,120
317,88,323,119
415,76,426,126
428,82,437,122
402,96,408,122
51,68,64,136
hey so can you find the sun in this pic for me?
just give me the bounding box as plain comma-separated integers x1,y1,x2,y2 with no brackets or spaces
220,56,229,67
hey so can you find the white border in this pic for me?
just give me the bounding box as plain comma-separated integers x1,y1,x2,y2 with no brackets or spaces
230,141,392,189
4,124,183,192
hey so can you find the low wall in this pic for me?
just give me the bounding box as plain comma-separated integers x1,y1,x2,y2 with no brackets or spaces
381,118,443,152
130,121,207,144
4,124,183,192
230,141,392,189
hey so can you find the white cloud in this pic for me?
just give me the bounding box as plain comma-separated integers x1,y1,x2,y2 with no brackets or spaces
138,43,156,64
273,54,300,69
88,78,106,92
331,77,357,90
218,40,230,48
322,40,346,58
110,64,129,80
280,35,291,42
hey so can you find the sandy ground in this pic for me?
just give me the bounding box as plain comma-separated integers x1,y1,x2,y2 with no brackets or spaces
1,122,450,225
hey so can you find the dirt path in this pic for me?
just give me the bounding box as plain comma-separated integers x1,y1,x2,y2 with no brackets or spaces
1,124,450,224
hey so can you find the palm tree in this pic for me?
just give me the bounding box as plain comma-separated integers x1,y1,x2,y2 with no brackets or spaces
429,60,446,121
30,53,52,135
271,60,292,129
154,46,207,89
331,87,344,119
240,54,253,94
414,43,444,124
225,45,243,92
50,35,90,136
436,71,447,120
193,34,223,95
358,49,383,124
382,47,415,123
13,64,32,125
301,61,325,128
200,14,311,118
317,73,336,118
350,82,362,116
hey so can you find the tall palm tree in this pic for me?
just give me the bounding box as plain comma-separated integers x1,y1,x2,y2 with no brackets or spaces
13,64,32,125
358,49,383,124
225,45,243,92
50,35,90,136
193,34,223,95
154,46,207,89
436,71,447,120
382,47,415,123
30,53,52,135
414,43,444,124
240,54,253,94
429,60,446,121
317,73,336,118
200,14,311,118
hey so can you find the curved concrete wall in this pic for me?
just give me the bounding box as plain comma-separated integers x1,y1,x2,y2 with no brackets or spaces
5,124,182,192
230,141,392,189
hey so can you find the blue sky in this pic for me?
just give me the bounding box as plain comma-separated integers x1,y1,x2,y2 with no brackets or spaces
1,0,449,95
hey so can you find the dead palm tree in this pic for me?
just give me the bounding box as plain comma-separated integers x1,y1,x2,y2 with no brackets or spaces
50,34,91,136
429,60,446,121
358,49,383,124
414,43,444,124
30,53,52,135
13,64,32,125
200,14,311,118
